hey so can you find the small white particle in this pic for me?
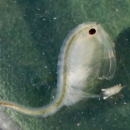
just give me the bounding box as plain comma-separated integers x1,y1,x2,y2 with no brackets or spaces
77,122,81,126
37,8,40,11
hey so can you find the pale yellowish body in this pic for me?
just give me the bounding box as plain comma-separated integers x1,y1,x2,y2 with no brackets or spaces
0,22,116,117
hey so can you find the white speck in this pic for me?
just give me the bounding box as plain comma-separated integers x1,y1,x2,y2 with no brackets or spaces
77,122,81,126
48,86,50,90
37,7,40,11
54,17,57,20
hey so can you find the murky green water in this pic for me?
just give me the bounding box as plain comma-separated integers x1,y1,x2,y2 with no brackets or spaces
0,0,130,130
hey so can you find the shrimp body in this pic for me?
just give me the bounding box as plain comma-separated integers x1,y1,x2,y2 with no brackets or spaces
0,22,116,117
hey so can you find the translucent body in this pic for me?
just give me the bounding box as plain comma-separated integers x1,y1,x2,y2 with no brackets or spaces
0,22,116,117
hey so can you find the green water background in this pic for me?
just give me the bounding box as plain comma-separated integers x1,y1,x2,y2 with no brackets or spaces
0,0,130,129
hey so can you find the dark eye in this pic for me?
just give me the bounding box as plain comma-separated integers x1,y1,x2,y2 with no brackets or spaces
89,28,96,35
